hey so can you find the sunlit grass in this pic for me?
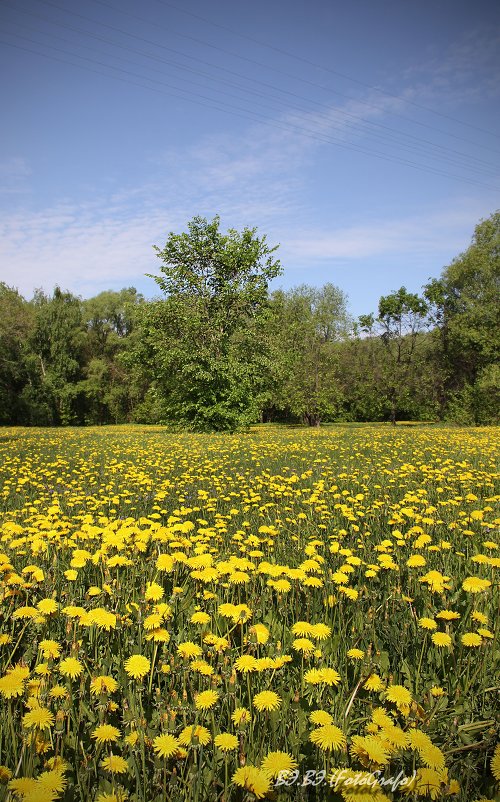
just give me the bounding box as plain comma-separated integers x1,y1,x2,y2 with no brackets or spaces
0,424,498,801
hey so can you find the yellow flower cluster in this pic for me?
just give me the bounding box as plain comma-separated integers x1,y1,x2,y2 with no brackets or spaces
0,424,498,801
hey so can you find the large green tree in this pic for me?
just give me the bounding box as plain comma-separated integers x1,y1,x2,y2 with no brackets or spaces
425,210,500,424
137,216,281,431
267,284,350,426
0,283,34,424
359,287,429,424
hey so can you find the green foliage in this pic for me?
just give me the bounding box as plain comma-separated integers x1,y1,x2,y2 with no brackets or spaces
138,216,282,431
425,210,500,424
0,210,498,430
358,286,430,424
266,284,350,425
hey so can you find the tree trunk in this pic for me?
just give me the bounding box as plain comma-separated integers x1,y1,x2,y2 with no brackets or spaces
305,412,321,427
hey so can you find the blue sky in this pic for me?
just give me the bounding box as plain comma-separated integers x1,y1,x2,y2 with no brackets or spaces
1,0,499,317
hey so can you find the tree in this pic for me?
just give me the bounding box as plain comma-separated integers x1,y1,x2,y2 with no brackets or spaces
80,288,144,423
267,284,350,426
359,287,429,425
0,283,34,424
138,216,282,431
424,210,500,424
27,287,86,425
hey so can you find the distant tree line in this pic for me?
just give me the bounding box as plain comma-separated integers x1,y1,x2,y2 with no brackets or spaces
1,211,498,430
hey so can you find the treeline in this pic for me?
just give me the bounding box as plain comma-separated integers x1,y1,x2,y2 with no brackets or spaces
1,211,498,430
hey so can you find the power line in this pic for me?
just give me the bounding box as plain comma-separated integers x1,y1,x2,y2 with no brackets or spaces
30,0,499,155
86,0,500,151
6,0,500,177
2,34,499,193
151,0,500,140
4,11,497,179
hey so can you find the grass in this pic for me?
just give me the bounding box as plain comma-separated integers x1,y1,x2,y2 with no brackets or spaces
0,424,498,801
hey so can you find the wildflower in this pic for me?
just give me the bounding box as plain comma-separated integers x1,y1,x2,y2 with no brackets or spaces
232,765,270,799
101,755,128,774
419,617,437,630
234,655,258,673
261,751,298,778
462,577,491,593
37,599,58,615
347,648,364,659
144,582,164,602
385,684,411,705
92,724,120,744
39,640,61,659
310,623,331,640
195,689,219,710
214,733,238,752
232,707,250,726
436,610,460,621
318,668,341,686
292,637,315,654
249,623,269,644
350,735,389,766
461,632,482,647
22,707,54,730
124,654,150,679
310,724,346,751
253,691,281,712
49,685,68,699
90,675,118,695
364,674,384,692
178,725,211,746
431,632,452,647
190,611,210,625
59,658,83,680
177,642,202,659
309,710,333,726
152,733,180,758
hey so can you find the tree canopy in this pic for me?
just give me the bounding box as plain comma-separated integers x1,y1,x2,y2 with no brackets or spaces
0,210,498,429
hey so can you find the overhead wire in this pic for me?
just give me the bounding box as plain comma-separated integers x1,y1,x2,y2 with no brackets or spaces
3,11,497,181
3,4,499,177
1,0,499,192
86,0,500,152
2,33,499,194
151,0,500,140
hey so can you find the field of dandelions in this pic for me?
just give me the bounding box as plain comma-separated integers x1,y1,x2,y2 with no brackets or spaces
0,424,498,802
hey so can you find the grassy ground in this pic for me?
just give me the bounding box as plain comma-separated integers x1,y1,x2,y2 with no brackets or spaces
0,424,498,801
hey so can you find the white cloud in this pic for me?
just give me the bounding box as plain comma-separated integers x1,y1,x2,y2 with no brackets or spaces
280,202,492,263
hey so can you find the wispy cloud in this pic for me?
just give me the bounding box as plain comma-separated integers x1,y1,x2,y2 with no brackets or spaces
0,47,497,300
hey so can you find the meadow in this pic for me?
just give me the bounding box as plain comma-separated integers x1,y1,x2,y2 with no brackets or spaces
0,424,498,802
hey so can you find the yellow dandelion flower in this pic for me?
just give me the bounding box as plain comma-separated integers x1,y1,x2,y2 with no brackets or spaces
431,632,452,647
232,765,270,799
253,691,281,712
214,733,238,752
59,658,83,680
22,707,54,730
310,724,346,751
92,724,121,744
195,689,219,710
124,654,150,679
309,710,333,726
101,755,128,774
152,733,180,758
178,725,211,746
261,751,298,779
232,707,250,726
461,632,483,647
462,577,491,593
177,641,202,659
